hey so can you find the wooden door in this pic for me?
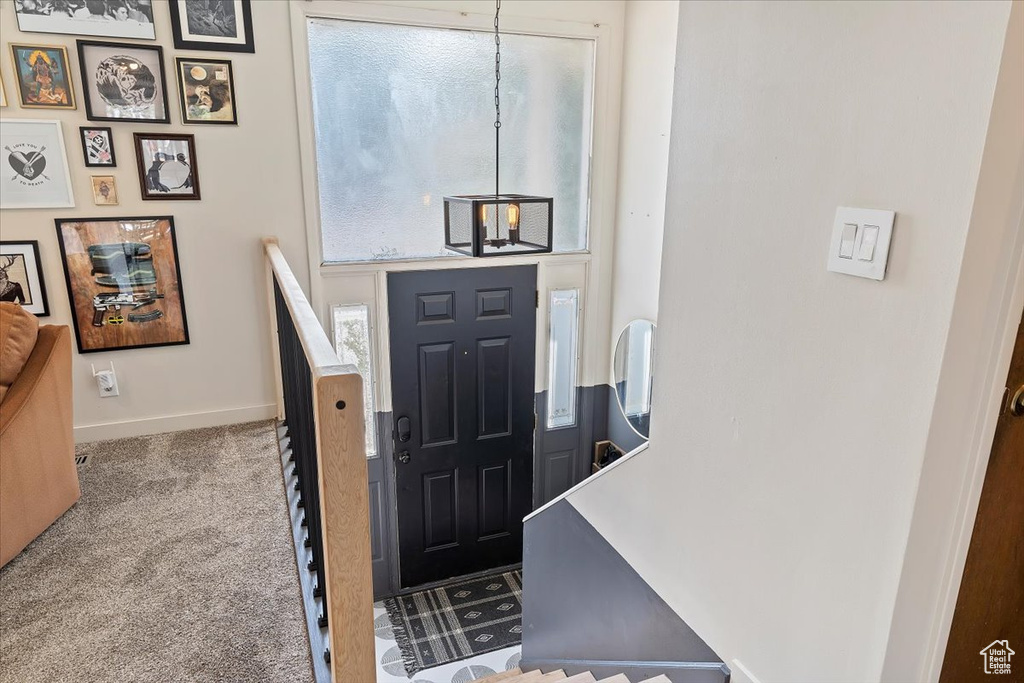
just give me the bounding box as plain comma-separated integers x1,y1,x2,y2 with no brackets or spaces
940,311,1024,681
387,266,537,588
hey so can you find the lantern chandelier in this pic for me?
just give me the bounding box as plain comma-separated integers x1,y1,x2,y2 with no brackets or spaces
443,0,554,257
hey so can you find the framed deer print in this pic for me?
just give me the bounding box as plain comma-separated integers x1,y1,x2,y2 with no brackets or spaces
55,216,190,353
0,119,75,209
0,241,50,316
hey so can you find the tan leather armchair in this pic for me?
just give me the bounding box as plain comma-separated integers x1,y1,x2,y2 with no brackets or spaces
0,320,79,567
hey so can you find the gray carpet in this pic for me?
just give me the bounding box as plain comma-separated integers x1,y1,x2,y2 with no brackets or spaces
0,420,314,683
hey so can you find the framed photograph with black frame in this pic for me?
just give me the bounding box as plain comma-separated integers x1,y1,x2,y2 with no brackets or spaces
175,57,237,124
54,216,190,353
77,40,170,123
133,133,201,200
80,126,116,167
0,240,50,316
168,1,254,54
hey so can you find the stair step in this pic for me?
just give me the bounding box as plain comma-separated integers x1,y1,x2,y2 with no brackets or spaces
562,673,598,683
477,670,523,683
596,676,631,683
508,671,546,683
640,677,673,683
537,671,567,681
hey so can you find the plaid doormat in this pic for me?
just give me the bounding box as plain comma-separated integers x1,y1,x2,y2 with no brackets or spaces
383,570,523,675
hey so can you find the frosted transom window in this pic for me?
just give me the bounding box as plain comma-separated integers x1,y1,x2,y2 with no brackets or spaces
307,18,595,263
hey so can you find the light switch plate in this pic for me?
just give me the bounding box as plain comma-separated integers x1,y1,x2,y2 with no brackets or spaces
827,206,895,280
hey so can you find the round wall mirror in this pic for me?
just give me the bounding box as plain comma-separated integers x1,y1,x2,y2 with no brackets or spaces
613,320,656,439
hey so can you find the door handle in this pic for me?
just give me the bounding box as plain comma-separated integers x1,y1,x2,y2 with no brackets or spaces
397,416,411,442
397,450,411,464
1011,385,1024,417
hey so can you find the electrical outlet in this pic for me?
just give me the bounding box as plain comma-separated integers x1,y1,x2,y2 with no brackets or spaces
95,369,119,397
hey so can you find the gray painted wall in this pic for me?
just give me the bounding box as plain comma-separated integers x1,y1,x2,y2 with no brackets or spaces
522,500,727,683
607,386,647,453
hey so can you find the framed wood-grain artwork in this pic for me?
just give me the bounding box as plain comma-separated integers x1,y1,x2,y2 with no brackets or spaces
55,216,190,353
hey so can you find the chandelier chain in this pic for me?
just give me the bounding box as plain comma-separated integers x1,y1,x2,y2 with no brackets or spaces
494,0,501,199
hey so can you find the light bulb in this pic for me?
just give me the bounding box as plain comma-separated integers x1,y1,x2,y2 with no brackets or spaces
506,203,520,230
479,203,488,225
507,203,520,244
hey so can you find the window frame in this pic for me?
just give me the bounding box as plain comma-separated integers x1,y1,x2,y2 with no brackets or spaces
305,16,596,264
291,0,623,413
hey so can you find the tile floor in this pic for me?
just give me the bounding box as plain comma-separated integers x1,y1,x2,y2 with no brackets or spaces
373,602,522,683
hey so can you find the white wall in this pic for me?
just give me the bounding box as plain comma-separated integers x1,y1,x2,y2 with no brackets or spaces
607,0,678,361
569,2,1021,682
0,0,310,441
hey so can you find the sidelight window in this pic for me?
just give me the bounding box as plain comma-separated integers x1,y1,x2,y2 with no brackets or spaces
332,304,377,458
306,18,595,263
546,289,580,429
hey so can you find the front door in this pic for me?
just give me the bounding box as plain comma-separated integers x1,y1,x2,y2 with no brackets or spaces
388,266,537,588
940,310,1023,681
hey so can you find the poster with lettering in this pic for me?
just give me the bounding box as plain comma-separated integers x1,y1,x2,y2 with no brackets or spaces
1,119,75,209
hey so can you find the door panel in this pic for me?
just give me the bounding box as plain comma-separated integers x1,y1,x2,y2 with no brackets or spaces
478,337,512,438
422,469,459,550
478,461,512,540
418,342,457,446
940,312,1024,682
389,266,537,588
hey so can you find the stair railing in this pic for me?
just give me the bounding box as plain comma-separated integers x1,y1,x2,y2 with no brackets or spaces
262,237,374,681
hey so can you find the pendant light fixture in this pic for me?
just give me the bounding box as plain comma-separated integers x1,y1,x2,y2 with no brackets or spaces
443,0,553,257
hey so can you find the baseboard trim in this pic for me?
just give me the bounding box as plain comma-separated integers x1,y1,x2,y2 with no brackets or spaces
73,404,278,443
521,658,731,683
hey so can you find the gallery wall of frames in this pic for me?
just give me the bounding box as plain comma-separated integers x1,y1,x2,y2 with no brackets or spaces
1,0,252,354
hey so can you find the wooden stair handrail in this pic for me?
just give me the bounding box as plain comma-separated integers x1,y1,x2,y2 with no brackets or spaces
262,236,375,682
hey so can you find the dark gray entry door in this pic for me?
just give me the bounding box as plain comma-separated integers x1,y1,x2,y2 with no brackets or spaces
387,266,537,588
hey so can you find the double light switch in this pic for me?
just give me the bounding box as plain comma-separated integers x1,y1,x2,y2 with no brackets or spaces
827,207,895,280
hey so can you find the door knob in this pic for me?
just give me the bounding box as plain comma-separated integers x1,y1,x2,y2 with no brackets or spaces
397,450,411,464
397,416,411,443
1011,386,1024,417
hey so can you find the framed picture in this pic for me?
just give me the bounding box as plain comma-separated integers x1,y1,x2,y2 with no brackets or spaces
0,241,50,316
9,44,76,109
176,57,237,124
81,126,116,167
0,119,75,209
1,73,7,106
13,0,156,41
168,1,254,53
54,216,189,353
77,40,169,123
91,176,119,205
133,133,200,200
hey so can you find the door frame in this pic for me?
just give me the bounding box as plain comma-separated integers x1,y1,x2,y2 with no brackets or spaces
891,206,1024,681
